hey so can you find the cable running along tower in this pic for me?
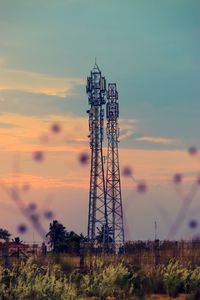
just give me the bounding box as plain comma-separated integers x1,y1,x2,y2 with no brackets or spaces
86,63,124,251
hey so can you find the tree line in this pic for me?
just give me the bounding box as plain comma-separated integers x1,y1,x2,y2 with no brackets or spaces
0,220,86,254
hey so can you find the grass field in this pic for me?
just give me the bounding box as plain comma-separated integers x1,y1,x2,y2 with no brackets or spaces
1,250,200,300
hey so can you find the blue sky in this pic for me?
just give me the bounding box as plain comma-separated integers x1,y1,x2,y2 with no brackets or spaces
0,0,200,241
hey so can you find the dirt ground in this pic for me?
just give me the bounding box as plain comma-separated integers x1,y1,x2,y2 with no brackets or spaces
137,296,186,300
84,295,186,300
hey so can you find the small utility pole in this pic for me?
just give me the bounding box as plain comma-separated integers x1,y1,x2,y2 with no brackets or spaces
154,221,157,240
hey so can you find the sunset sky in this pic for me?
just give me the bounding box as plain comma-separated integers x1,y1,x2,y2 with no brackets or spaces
0,0,200,242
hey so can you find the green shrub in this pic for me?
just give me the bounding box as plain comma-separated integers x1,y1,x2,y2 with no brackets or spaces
2,256,200,299
80,258,130,299
160,259,189,297
0,258,77,300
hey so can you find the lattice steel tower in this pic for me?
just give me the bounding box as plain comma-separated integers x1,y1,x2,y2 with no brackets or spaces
86,63,108,243
105,83,125,251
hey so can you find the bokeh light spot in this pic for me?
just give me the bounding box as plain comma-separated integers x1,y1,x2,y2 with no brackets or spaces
189,220,198,229
28,203,37,211
188,146,198,156
137,181,147,193
173,173,182,184
79,153,90,165
122,166,133,177
18,224,27,234
30,213,39,223
44,210,54,219
51,123,61,134
33,151,44,162
22,183,30,191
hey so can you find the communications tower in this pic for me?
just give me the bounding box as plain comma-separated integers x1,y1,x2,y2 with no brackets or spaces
86,63,108,243
105,83,125,252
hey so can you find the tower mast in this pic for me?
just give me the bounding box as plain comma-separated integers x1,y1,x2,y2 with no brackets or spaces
86,63,108,244
106,83,125,252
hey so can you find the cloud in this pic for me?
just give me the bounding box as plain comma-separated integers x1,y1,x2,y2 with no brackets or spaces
119,119,137,141
0,173,88,189
0,122,17,128
0,113,89,152
137,136,178,145
1,113,197,192
0,147,198,191
0,90,72,116
0,113,140,152
119,147,199,189
0,66,84,97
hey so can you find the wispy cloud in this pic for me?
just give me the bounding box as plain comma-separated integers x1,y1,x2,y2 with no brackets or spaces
137,136,178,145
0,113,140,152
0,148,197,190
0,113,89,152
0,173,89,189
0,66,84,97
119,147,199,189
119,119,137,141
0,122,17,129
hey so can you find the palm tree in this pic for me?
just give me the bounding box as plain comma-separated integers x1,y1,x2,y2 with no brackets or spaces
66,231,86,254
46,220,67,253
46,220,86,254
96,225,113,244
12,237,23,244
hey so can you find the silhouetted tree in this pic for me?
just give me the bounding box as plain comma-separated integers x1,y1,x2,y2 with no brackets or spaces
95,225,114,253
66,231,86,254
0,228,11,241
46,220,86,254
46,220,67,253
12,237,23,244
96,225,113,243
